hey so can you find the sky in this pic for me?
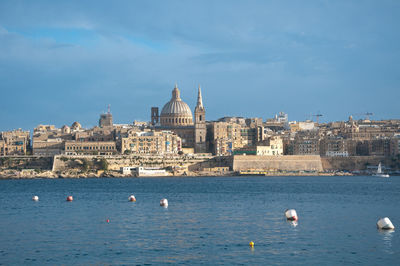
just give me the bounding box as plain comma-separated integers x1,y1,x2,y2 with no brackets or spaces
0,0,399,131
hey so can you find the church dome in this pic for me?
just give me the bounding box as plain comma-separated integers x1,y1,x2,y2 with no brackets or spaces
71,122,82,130
160,84,193,127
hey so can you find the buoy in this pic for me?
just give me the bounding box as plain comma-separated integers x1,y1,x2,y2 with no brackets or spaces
66,196,73,202
377,217,395,230
285,209,298,221
32,196,39,201
160,198,168,207
129,195,136,202
106,219,110,223
249,241,254,247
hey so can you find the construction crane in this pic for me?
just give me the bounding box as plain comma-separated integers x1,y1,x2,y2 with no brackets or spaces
312,113,323,124
353,112,373,121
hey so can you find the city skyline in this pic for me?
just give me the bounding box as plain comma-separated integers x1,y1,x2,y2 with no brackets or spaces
1,1,400,131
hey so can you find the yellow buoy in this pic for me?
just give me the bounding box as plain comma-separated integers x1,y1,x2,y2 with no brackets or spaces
249,241,254,247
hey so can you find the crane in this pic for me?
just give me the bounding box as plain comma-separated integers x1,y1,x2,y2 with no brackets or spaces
312,113,323,124
353,112,373,121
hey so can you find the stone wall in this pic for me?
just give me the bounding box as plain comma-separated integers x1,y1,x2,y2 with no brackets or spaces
232,155,323,172
52,154,214,172
188,156,233,171
321,156,394,171
0,156,53,170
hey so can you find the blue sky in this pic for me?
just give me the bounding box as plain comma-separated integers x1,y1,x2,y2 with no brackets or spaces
0,0,399,131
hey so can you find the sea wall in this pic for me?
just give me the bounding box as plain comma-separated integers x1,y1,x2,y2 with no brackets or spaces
188,156,233,171
0,156,53,170
232,155,324,172
52,154,214,173
321,156,394,171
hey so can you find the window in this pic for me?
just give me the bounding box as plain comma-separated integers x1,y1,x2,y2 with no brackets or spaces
199,115,202,121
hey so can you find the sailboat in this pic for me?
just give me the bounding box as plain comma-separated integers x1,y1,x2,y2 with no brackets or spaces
375,162,389,178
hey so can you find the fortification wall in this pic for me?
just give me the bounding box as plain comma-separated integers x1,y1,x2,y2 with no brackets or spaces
232,155,323,172
52,155,213,172
188,156,233,171
321,156,391,171
0,156,53,170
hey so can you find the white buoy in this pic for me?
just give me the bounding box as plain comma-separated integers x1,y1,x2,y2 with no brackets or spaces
285,209,298,221
377,217,395,230
129,195,136,202
32,196,39,201
160,198,168,207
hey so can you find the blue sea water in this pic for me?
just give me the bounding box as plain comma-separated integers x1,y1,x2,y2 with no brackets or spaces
0,176,399,265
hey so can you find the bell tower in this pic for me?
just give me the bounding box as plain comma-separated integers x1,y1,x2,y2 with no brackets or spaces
194,85,206,153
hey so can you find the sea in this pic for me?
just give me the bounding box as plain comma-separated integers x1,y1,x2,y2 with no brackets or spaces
0,176,399,265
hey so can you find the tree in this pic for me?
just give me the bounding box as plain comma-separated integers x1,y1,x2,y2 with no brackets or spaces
82,158,89,172
100,158,108,171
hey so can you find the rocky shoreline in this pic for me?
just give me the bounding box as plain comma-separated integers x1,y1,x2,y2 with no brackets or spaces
0,169,354,179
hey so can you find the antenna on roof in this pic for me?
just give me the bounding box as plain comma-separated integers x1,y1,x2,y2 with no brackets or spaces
107,104,111,114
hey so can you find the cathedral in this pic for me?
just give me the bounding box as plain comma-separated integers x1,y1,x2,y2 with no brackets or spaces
151,84,207,153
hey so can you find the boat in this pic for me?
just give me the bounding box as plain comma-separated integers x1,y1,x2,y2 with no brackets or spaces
375,162,389,178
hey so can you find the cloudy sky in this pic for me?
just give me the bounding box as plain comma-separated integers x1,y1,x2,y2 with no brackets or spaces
0,0,399,131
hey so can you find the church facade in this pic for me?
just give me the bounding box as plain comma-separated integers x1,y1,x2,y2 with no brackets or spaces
151,84,207,153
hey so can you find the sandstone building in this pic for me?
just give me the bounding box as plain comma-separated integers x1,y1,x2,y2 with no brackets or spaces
151,84,206,153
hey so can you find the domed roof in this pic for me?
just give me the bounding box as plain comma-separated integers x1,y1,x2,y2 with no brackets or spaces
71,122,81,129
160,85,193,118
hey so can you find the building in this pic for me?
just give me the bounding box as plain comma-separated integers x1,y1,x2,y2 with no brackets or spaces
65,141,117,155
256,136,284,156
207,121,243,155
152,84,206,152
293,130,320,155
32,124,74,155
99,105,113,127
320,135,349,157
0,129,30,155
121,130,181,155
194,87,206,153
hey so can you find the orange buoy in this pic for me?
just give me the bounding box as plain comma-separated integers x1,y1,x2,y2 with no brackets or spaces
66,196,73,202
129,195,136,202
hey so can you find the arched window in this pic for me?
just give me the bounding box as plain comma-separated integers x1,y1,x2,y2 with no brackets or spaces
199,115,202,121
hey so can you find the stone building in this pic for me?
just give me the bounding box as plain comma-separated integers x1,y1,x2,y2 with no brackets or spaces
121,130,181,155
32,124,74,155
319,135,348,157
151,84,206,153
256,136,284,156
99,105,113,127
194,87,206,153
293,130,320,155
207,121,243,155
0,129,30,155
64,141,117,155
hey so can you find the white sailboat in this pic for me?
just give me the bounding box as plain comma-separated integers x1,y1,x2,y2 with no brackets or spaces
375,162,389,178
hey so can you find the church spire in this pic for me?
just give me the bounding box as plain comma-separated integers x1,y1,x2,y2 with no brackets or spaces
196,85,204,109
